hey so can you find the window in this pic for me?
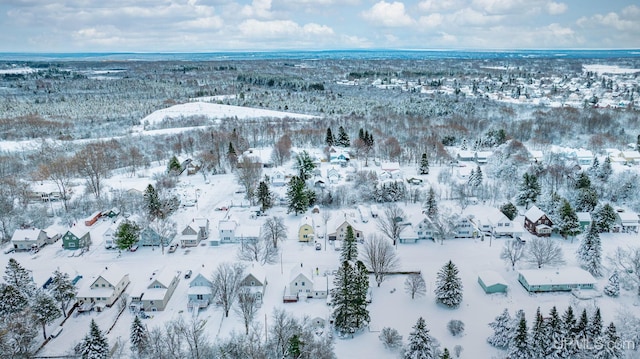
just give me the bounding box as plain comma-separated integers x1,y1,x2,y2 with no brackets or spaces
150,301,154,305
196,294,203,300
301,281,305,286
295,282,298,286
102,284,105,287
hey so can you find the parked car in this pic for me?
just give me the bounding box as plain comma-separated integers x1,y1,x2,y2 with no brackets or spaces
130,245,139,252
184,270,192,279
3,247,15,254
168,244,178,253
315,242,322,251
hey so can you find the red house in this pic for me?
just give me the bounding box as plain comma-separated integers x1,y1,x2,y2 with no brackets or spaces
84,211,102,226
524,205,552,237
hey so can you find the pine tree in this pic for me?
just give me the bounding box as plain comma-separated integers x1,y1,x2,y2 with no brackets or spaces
425,187,438,219
598,157,612,181
114,220,141,250
33,290,62,340
561,306,578,358
588,308,603,347
576,309,589,342
468,165,482,190
143,184,160,219
295,150,315,180
440,348,451,359
352,261,371,330
530,307,549,358
130,315,149,357
0,283,27,316
604,270,620,297
167,155,181,174
325,127,335,147
592,203,617,233
256,178,272,212
558,199,581,240
487,308,512,349
588,157,600,177
404,317,435,359
78,319,109,359
286,176,309,215
516,173,540,209
340,226,357,262
596,322,623,359
227,142,238,167
419,153,429,175
287,334,302,358
4,258,35,296
49,269,77,315
508,313,531,359
337,126,350,147
546,306,564,358
577,225,603,277
434,260,463,308
500,202,518,221
331,261,356,335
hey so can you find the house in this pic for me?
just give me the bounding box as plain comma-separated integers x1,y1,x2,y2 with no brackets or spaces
187,266,213,311
186,161,200,175
271,170,286,187
44,227,61,244
620,151,640,165
241,266,267,304
380,162,402,179
139,226,173,247
457,150,475,162
84,211,102,226
298,216,315,242
327,167,341,184
615,210,639,233
455,216,478,238
236,225,262,243
285,266,328,301
576,212,592,231
477,271,508,294
29,181,65,202
103,227,116,249
475,151,493,164
399,224,419,244
76,266,130,308
329,151,349,166
62,227,91,250
328,221,363,242
219,219,238,243
518,267,596,293
130,268,180,311
524,205,553,237
11,228,47,251
180,218,209,247
102,207,120,219
416,215,435,240
485,209,522,237
574,149,594,166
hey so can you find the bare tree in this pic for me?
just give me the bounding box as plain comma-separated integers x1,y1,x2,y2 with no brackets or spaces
432,209,459,245
500,239,525,269
174,317,213,359
148,218,177,255
271,134,292,167
73,142,113,200
361,234,399,287
235,155,262,203
525,237,566,269
234,289,260,335
266,308,301,358
237,238,279,265
608,246,640,297
404,273,427,299
376,204,407,246
211,262,245,317
262,216,288,249
36,156,74,212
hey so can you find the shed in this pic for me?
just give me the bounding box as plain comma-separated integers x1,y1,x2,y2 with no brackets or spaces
477,271,508,294
518,267,596,293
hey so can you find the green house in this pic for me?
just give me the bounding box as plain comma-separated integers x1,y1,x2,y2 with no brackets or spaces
518,267,596,293
62,228,91,250
576,212,592,231
477,271,508,294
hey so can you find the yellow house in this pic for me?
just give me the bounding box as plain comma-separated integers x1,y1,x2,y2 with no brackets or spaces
298,216,315,242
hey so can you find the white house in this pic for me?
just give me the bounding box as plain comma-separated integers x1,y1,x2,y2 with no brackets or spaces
484,209,522,237
187,266,213,311
380,162,402,179
218,220,238,243
11,228,47,251
241,266,267,304
327,167,341,184
286,266,328,300
615,210,639,233
76,266,130,308
271,170,286,187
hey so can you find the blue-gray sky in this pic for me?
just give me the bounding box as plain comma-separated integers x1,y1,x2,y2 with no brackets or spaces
0,0,638,52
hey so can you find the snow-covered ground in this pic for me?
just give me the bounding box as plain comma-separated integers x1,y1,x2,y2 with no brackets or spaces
3,155,640,358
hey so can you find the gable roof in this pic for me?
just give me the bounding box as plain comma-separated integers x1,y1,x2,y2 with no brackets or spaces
94,266,128,286
11,228,44,242
524,205,546,222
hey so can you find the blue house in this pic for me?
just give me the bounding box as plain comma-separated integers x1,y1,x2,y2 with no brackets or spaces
187,268,213,311
518,267,596,293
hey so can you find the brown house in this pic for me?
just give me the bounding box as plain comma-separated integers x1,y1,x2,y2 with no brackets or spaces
524,205,552,237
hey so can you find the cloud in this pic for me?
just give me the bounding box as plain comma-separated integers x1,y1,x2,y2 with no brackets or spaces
361,1,415,27
240,0,273,19
546,2,567,15
238,19,334,40
418,0,462,12
577,5,640,32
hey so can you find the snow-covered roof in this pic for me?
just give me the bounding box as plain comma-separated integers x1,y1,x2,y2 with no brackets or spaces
518,267,596,286
68,226,90,238
617,211,639,224
219,220,237,231
300,215,314,228
11,228,43,242
524,205,545,222
236,225,262,238
576,212,592,222
477,271,507,287
380,162,401,171
97,266,128,286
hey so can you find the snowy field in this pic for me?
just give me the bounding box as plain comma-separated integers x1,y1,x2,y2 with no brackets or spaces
3,156,640,358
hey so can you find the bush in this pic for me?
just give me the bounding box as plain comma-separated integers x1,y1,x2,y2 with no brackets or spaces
447,320,465,337
379,327,402,350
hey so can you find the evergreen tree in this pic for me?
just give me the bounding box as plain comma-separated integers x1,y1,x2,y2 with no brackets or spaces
4,258,35,296
576,187,598,212
575,171,592,190
558,199,581,240
588,308,603,350
143,184,161,219
597,323,623,359
257,178,272,212
604,270,620,297
419,153,429,175
227,142,238,167
440,348,451,359
530,307,549,358
576,309,589,342
331,261,355,335
434,260,463,308
286,176,309,215
78,319,109,359
487,308,512,349
0,283,27,316
325,127,335,147
337,126,350,147
114,220,141,250
588,157,600,177
130,316,149,357
340,226,357,262
352,261,371,330
32,290,62,340
468,165,483,190
516,173,541,209
500,202,518,221
577,225,603,277
592,203,617,233
425,187,438,219
546,306,564,358
598,157,612,181
508,314,531,359
49,269,77,315
561,306,578,358
287,334,302,358
167,155,181,174
404,317,435,359
295,150,315,180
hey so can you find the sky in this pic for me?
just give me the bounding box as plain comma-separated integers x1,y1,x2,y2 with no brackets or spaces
0,0,638,52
